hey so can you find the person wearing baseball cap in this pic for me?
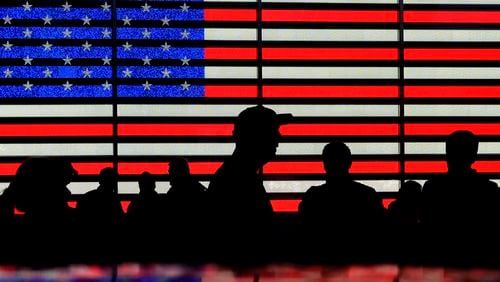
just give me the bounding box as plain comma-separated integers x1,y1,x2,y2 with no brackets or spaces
205,105,292,264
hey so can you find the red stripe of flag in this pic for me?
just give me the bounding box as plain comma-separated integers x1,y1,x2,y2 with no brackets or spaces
405,86,500,98
405,123,500,136
264,161,400,174
271,199,301,213
0,162,112,176
204,9,257,21
263,86,399,98
0,124,113,137
118,124,233,136
263,48,398,60
205,48,257,60
404,11,500,23
118,124,399,137
205,86,258,97
406,160,500,173
281,124,399,136
263,10,398,22
405,48,500,61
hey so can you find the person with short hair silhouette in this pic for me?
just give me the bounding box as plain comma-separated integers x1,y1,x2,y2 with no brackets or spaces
127,171,162,226
420,130,499,265
161,157,207,262
2,157,78,266
386,180,423,264
75,167,125,264
387,180,422,227
298,141,386,263
205,105,291,263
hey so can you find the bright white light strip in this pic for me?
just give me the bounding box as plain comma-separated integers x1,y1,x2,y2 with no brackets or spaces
205,67,257,79
0,105,112,117
405,105,500,117
118,142,399,156
118,104,251,117
405,30,500,42
405,142,500,155
0,144,113,156
268,104,399,117
263,29,398,41
205,28,256,41
264,67,398,79
118,104,397,117
405,67,500,79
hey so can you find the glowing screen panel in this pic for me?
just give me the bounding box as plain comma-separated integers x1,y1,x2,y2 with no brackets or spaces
1,0,499,212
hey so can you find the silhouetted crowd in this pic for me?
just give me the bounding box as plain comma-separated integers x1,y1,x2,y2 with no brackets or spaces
1,105,500,268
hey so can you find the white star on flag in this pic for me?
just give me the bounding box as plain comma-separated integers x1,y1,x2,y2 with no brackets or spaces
102,56,111,65
181,56,191,65
3,41,13,51
63,81,73,91
23,1,32,11
42,41,53,51
102,28,112,38
63,56,72,65
122,16,132,26
123,68,133,78
23,56,33,65
62,2,72,11
23,81,33,91
181,81,190,90
142,56,152,65
180,3,190,12
23,28,32,38
43,68,53,78
3,68,13,78
3,15,12,25
63,28,72,38
82,16,92,25
42,15,52,25
83,68,92,78
101,2,111,11
82,41,92,51
141,3,152,12
143,81,152,91
161,68,171,78
102,80,112,91
122,41,133,51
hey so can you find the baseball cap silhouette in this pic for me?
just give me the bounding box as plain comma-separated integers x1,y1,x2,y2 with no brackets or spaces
233,105,292,138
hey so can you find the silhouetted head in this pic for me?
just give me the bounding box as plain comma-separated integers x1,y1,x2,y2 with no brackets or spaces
138,171,156,194
445,130,478,173
168,157,191,187
398,180,422,202
98,167,118,194
233,105,292,166
322,141,352,178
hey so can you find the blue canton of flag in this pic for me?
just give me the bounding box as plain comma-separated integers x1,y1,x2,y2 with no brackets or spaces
0,0,113,97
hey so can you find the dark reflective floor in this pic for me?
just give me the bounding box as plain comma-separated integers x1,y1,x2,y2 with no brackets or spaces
2,263,500,282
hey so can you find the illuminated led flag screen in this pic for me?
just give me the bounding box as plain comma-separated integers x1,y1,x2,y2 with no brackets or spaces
1,0,500,212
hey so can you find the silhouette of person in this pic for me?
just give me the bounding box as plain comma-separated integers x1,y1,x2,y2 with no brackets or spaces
126,171,162,226
205,105,292,263
386,180,423,264
420,130,499,265
2,157,78,266
161,157,207,262
298,141,386,263
75,167,125,264
387,180,422,227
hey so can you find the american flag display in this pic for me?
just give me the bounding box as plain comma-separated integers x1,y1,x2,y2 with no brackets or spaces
0,0,499,212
